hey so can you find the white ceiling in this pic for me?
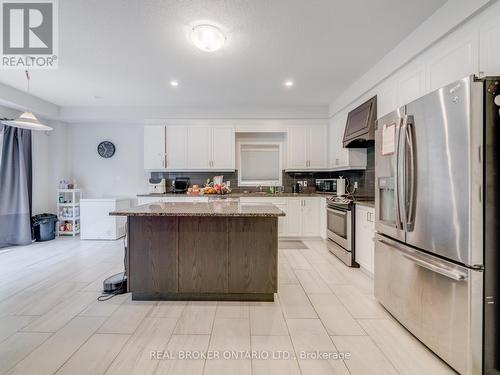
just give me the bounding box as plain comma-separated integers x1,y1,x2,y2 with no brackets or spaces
0,0,446,108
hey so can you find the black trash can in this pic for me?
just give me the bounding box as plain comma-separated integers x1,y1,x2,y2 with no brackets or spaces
32,214,58,242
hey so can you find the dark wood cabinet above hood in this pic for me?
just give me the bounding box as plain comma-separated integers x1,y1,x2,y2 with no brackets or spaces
343,96,377,148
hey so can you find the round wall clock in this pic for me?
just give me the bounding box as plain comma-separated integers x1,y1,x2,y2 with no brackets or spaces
97,141,116,158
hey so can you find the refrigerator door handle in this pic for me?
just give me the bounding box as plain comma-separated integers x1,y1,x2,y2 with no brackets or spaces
400,252,468,281
405,115,416,230
397,116,407,231
376,236,468,281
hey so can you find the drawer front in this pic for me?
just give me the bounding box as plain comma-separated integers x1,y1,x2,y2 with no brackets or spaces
374,236,482,374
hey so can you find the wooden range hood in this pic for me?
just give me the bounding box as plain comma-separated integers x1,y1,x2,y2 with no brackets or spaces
343,96,377,148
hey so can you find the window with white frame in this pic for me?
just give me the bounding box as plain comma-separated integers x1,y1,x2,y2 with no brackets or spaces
238,143,282,186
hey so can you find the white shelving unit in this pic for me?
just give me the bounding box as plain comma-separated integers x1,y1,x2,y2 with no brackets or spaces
57,189,82,236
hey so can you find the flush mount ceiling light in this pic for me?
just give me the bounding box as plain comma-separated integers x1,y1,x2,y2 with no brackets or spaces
170,80,179,87
190,24,226,52
284,80,294,87
2,70,53,131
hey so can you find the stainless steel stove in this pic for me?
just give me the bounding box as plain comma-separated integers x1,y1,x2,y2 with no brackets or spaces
326,196,358,267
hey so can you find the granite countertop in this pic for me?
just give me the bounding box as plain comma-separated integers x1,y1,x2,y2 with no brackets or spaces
137,192,330,198
110,201,286,217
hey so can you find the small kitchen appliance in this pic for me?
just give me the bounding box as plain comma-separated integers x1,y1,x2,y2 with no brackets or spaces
148,178,166,194
173,177,190,193
315,178,336,193
335,177,347,196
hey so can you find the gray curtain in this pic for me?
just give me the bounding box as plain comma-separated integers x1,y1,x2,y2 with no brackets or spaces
0,125,32,247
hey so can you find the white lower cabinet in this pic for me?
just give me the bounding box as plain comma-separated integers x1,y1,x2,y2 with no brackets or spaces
301,197,320,236
138,195,323,238
286,198,302,236
240,197,321,237
355,204,375,275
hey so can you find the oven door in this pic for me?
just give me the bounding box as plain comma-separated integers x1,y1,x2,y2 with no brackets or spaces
327,207,351,251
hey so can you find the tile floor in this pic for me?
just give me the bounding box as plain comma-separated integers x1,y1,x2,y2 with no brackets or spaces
0,237,456,374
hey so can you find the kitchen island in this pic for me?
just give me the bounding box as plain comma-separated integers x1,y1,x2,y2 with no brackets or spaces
110,201,284,301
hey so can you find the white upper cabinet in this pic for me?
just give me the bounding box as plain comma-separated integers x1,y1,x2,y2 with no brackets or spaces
211,127,235,170
287,126,327,170
480,18,500,76
166,126,188,170
187,127,211,169
144,125,235,171
308,126,328,168
397,67,426,107
427,33,479,92
287,126,308,169
144,125,166,170
328,113,367,170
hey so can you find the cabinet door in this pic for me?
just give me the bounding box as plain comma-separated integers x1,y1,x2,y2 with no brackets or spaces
187,127,211,169
144,125,165,169
301,198,320,236
428,35,478,91
166,126,188,169
287,127,307,169
355,205,375,274
212,127,235,170
308,126,328,168
329,114,348,167
480,18,500,75
286,198,302,236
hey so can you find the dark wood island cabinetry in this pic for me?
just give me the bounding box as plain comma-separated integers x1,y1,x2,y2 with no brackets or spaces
110,201,284,301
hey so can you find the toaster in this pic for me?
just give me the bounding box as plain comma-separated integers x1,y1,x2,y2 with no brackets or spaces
148,178,166,194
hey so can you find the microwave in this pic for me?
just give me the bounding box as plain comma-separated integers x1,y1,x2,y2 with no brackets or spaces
315,179,336,193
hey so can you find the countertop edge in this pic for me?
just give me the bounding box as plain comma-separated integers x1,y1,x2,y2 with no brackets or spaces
110,212,285,217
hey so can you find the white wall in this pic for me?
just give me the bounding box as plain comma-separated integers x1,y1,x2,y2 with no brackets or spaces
329,0,500,121
67,122,149,201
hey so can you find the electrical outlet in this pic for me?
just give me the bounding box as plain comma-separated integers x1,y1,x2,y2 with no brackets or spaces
303,181,308,187
354,181,358,189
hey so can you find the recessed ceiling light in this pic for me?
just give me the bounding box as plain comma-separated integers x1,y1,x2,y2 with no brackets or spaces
170,80,179,87
284,80,294,87
190,24,226,52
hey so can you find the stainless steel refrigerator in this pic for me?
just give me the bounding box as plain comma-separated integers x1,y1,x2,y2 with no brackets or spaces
374,75,500,375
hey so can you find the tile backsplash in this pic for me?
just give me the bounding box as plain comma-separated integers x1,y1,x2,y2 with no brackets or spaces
151,144,374,198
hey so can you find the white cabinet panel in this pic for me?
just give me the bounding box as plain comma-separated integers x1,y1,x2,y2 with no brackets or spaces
480,19,500,76
287,126,328,170
144,125,165,170
187,127,211,169
328,113,367,170
287,127,308,169
286,198,302,237
308,126,328,168
301,197,320,237
166,126,188,169
355,205,375,275
377,81,397,118
212,127,235,170
397,68,426,107
428,35,479,91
